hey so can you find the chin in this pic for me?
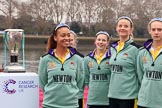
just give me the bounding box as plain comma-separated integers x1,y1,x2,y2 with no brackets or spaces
153,38,161,41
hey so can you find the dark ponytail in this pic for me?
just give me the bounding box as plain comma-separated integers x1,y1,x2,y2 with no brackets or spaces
46,28,57,52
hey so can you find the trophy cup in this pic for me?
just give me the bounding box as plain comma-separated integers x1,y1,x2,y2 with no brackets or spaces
3,29,25,73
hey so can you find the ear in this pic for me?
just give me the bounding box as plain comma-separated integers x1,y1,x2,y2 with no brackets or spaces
148,27,151,34
116,26,118,32
54,36,57,41
130,27,134,33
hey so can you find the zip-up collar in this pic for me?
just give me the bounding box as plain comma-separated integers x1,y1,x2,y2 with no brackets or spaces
88,48,111,59
48,47,77,58
143,39,162,66
88,48,111,70
111,38,133,61
48,47,77,71
111,38,133,49
144,39,153,50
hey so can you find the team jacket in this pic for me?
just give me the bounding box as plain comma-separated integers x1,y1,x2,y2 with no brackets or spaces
75,49,84,99
137,39,162,108
108,38,140,99
38,47,84,108
84,48,111,105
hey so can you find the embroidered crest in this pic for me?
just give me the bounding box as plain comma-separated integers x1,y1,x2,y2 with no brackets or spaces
104,61,110,69
49,62,55,69
106,62,109,64
143,57,148,63
123,53,128,58
70,62,75,65
70,61,75,69
88,62,94,68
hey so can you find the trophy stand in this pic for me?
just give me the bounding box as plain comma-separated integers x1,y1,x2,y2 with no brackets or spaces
1,30,39,108
3,29,25,73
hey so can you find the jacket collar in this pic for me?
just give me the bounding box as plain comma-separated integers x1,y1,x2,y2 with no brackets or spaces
144,39,153,50
111,38,133,49
88,48,111,59
48,47,77,57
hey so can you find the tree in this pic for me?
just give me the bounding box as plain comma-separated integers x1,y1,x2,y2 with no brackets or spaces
0,0,19,28
66,0,81,22
70,21,81,34
27,0,52,35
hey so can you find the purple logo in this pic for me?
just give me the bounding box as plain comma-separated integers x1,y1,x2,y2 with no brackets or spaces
2,79,16,94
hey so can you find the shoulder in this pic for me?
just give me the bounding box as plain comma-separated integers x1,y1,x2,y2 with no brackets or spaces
130,42,142,49
75,50,84,58
69,47,84,58
41,53,49,59
138,47,147,53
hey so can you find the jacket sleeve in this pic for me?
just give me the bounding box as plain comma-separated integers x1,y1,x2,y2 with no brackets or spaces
38,57,48,92
76,57,84,90
84,56,90,87
136,50,145,87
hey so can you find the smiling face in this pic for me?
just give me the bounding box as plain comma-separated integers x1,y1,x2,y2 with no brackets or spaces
116,19,133,40
149,21,162,42
54,27,70,48
69,33,77,48
95,34,109,51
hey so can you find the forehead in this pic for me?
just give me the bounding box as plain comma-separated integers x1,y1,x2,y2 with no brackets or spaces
57,27,70,34
96,34,108,39
117,19,131,25
150,21,162,28
70,33,75,38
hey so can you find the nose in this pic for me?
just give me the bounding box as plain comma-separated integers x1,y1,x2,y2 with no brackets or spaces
155,29,158,34
65,35,70,39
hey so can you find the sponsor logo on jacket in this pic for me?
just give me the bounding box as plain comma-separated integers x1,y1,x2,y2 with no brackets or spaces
53,75,72,83
146,70,162,80
110,64,123,73
92,74,108,81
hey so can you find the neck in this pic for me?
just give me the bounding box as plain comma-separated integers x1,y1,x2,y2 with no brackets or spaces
120,36,129,42
55,46,68,57
96,49,106,55
152,40,162,49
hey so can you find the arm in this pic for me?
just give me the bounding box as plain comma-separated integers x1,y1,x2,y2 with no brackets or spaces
76,57,84,90
38,57,48,92
136,50,145,87
84,57,90,87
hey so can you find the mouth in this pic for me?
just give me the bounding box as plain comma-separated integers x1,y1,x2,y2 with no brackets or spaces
154,36,160,38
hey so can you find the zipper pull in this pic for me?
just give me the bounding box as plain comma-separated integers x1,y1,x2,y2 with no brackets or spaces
98,66,101,70
61,65,64,71
151,62,154,66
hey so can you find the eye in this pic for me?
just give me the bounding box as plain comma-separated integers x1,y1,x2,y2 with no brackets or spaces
70,39,74,41
124,25,128,28
151,28,156,31
118,25,122,28
67,33,70,37
157,28,162,32
97,38,101,41
102,39,106,42
60,34,65,37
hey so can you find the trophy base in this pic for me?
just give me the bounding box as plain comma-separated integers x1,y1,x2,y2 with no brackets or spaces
5,65,26,73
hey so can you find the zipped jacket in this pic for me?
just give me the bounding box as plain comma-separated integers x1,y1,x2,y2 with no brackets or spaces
137,39,162,108
38,47,84,108
84,48,111,105
108,38,140,99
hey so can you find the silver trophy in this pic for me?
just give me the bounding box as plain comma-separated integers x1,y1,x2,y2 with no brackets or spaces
3,29,25,73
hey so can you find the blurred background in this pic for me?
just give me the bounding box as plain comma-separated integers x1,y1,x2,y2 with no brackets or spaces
0,0,162,37
0,0,161,72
